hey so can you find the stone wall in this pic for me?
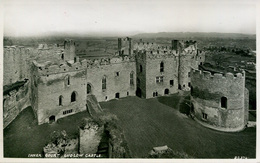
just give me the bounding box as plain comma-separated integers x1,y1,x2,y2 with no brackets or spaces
3,80,31,128
4,46,30,85
87,58,136,102
190,69,248,131
64,39,76,61
118,37,132,56
79,122,104,154
145,52,179,98
34,65,87,125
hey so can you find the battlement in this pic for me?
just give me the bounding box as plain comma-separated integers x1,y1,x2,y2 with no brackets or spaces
4,46,30,54
86,55,135,68
64,39,75,48
135,48,179,59
38,44,49,50
191,68,245,83
133,41,158,51
33,54,136,74
119,37,131,42
33,59,87,76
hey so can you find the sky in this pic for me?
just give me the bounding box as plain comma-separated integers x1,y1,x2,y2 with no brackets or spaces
3,0,257,37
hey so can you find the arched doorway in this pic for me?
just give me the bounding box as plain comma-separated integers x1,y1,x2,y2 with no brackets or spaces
164,89,169,95
115,93,120,99
71,91,77,102
49,115,55,123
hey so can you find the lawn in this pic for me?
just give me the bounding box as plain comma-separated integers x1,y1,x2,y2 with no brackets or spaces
4,94,256,158
100,95,256,158
4,107,90,158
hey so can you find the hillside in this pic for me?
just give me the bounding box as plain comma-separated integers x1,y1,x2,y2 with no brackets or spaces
132,32,256,39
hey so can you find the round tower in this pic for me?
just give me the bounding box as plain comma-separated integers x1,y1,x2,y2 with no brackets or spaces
190,69,249,132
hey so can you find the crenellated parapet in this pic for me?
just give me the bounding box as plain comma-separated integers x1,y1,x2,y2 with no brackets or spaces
133,41,159,51
135,49,178,60
191,68,245,84
32,59,87,76
4,45,31,56
64,39,75,48
86,55,135,69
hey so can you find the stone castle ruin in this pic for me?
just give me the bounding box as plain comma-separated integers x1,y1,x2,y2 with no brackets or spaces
3,37,248,131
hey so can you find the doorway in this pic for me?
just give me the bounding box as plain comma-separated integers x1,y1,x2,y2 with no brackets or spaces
115,93,120,99
49,115,55,123
164,89,169,95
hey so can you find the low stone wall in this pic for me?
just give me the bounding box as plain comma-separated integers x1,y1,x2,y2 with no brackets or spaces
3,80,31,128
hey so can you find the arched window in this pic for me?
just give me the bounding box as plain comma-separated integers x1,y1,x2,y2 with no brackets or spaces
102,76,106,90
160,61,164,72
59,95,63,106
71,91,76,102
140,65,143,73
61,53,64,60
221,97,227,108
130,71,134,86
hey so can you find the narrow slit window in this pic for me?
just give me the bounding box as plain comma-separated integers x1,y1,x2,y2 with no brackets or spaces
160,61,164,72
102,76,106,90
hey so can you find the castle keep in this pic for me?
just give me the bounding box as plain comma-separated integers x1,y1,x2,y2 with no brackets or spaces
3,37,248,131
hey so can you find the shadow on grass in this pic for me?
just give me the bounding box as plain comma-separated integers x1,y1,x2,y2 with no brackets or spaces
157,94,182,111
4,106,90,158
157,93,191,116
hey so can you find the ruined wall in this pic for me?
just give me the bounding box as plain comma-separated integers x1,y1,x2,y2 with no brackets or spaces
3,80,31,128
64,39,76,61
86,56,136,102
190,69,248,131
4,46,30,85
32,61,87,125
196,50,206,65
145,51,179,99
79,122,104,154
118,37,132,56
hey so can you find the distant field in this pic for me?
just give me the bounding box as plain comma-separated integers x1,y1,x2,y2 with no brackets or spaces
100,95,256,158
4,107,90,158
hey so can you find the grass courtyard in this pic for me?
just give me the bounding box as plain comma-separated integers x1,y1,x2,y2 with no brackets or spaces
100,95,256,158
4,93,256,158
4,108,90,158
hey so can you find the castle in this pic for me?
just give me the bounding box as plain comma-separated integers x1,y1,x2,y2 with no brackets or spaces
3,37,248,132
